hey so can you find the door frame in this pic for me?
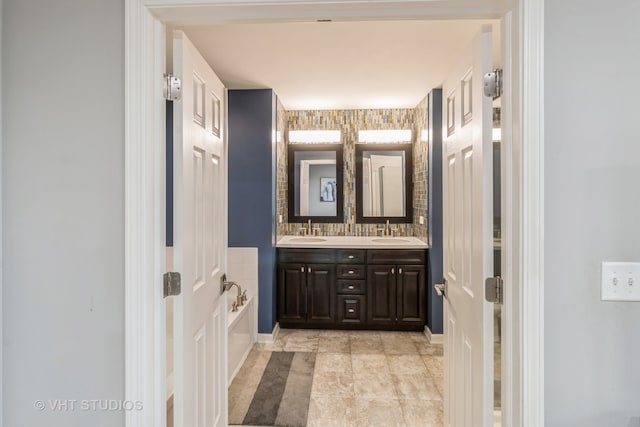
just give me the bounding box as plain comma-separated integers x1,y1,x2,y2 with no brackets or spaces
123,1,544,426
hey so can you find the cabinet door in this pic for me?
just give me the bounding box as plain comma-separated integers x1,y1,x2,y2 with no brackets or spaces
396,265,426,323
366,265,396,325
278,263,306,322
306,263,336,324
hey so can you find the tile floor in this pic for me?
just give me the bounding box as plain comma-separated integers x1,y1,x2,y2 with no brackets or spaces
231,329,444,427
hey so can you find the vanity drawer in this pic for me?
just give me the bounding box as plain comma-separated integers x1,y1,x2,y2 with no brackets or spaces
337,295,366,325
337,279,365,294
366,249,426,265
336,264,366,279
336,249,366,264
278,248,335,263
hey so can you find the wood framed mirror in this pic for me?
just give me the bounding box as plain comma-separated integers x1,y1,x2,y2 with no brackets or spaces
288,144,344,223
355,143,413,224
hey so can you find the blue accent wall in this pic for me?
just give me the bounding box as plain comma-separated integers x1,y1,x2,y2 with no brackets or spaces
228,89,277,334
427,89,444,334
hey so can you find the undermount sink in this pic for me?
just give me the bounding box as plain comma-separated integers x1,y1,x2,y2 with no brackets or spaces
371,238,411,243
289,237,327,243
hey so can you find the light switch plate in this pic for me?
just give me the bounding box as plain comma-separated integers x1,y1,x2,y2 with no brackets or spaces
279,215,283,224
601,262,640,301
419,216,424,225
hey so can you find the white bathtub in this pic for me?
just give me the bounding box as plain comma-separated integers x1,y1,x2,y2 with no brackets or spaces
227,295,257,385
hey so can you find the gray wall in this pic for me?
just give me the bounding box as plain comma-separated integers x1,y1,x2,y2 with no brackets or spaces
545,1,640,425
2,1,125,426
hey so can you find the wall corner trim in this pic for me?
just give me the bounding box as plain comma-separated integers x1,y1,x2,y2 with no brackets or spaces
424,326,444,345
257,323,280,344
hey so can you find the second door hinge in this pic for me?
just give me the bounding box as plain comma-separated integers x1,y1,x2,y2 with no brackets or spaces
485,276,503,304
483,69,503,99
164,74,182,101
163,272,182,297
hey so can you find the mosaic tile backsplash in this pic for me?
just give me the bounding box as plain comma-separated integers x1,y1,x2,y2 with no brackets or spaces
413,95,429,241
276,108,429,240
276,97,288,238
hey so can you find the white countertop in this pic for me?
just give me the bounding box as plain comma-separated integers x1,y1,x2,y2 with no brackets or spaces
276,235,428,249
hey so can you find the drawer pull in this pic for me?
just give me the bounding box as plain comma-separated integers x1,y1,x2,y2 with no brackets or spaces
348,285,355,290
348,270,354,274
301,267,304,272
399,268,403,275
391,268,395,274
309,267,312,273
348,255,354,259
348,309,355,313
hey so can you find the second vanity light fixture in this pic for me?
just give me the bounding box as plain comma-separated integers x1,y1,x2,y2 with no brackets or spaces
358,129,413,143
288,130,341,144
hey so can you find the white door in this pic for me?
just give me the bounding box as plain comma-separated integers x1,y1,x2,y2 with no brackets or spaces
172,31,228,427
442,26,494,427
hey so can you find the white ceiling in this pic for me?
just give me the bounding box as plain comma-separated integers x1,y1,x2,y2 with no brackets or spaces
177,19,500,110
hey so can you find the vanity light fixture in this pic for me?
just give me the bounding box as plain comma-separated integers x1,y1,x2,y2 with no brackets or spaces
358,129,413,143
289,130,341,144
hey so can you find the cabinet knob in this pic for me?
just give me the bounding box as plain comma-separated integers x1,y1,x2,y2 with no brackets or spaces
391,268,395,274
348,255,354,259
399,268,403,275
348,270,354,275
348,309,355,313
309,267,312,273
348,285,355,290
301,267,304,272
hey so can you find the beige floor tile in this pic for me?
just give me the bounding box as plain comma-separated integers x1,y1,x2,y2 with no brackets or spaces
319,329,352,338
408,331,430,343
350,335,385,354
311,370,354,397
348,330,381,337
253,342,285,352
387,354,429,375
284,335,319,352
422,356,444,378
416,342,444,356
355,398,406,427
353,370,397,399
351,354,389,373
391,373,441,401
315,353,352,373
318,336,351,353
307,395,358,427
383,339,419,355
400,399,444,427
289,329,322,338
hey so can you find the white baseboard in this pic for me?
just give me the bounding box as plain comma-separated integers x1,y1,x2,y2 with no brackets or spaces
257,322,280,344
424,325,443,345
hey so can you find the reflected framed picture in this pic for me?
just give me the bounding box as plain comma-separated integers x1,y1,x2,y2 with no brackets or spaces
320,177,337,202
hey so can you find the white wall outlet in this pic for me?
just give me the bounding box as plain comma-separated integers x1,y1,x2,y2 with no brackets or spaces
419,216,424,225
601,262,640,301
278,214,283,224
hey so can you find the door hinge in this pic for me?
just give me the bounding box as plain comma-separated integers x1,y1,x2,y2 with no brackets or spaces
434,278,447,298
485,276,503,304
483,69,503,99
163,272,182,297
164,73,182,101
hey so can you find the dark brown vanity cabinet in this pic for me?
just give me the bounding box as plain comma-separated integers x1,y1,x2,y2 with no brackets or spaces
278,250,336,327
367,250,426,327
278,248,425,330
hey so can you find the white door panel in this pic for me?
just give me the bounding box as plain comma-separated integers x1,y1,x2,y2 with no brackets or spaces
443,26,494,427
172,30,228,427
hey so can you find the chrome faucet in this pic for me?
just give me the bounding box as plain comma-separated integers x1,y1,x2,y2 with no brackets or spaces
379,220,396,237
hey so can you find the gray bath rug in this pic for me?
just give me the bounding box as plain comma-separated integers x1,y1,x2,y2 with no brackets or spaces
230,351,316,427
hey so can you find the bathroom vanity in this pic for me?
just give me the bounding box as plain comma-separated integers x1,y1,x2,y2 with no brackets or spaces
276,236,428,331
